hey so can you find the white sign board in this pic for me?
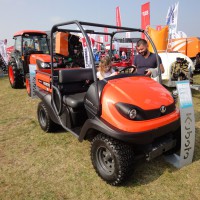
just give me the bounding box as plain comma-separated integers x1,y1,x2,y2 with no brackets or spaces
0,40,8,64
81,38,93,69
165,80,195,168
29,64,38,98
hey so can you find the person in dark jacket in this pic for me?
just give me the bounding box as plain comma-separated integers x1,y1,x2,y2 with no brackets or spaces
134,39,164,77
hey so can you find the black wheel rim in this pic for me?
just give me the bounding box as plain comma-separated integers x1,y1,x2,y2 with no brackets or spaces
39,108,47,127
96,146,115,175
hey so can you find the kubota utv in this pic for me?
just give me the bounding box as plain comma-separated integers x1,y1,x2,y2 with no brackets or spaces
35,21,181,186
8,30,50,96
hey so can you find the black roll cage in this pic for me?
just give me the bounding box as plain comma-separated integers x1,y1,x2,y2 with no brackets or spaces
50,20,161,127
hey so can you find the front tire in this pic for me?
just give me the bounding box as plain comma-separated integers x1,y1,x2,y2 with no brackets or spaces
37,102,57,133
91,134,134,186
8,61,24,88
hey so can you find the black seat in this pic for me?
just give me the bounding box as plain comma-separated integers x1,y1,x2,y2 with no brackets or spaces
63,92,86,108
58,68,94,94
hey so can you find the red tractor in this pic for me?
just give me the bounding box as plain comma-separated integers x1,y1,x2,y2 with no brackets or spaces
35,21,181,185
8,30,50,95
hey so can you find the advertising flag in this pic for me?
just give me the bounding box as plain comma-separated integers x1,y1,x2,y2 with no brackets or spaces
0,40,8,65
104,28,108,42
97,36,101,51
141,2,150,38
166,2,179,39
116,6,122,31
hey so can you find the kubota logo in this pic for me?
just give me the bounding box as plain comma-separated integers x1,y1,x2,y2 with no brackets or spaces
160,106,166,114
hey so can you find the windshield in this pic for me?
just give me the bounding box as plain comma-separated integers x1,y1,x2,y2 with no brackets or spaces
22,34,49,54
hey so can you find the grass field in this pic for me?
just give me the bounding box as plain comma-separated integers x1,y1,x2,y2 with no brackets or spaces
0,75,200,200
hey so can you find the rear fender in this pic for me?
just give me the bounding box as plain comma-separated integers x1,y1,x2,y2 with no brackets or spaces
36,90,59,124
36,90,72,128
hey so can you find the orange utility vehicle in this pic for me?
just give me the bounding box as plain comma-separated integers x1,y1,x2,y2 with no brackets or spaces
8,30,50,95
35,21,181,186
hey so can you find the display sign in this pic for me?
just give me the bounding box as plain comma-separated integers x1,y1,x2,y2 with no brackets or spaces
165,80,195,168
0,40,8,65
81,38,93,68
29,64,38,98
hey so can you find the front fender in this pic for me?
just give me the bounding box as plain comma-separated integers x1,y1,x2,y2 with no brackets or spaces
79,116,180,145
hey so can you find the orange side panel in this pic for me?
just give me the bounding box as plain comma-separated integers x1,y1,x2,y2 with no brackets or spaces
169,37,200,58
55,32,69,57
186,37,200,58
36,71,52,93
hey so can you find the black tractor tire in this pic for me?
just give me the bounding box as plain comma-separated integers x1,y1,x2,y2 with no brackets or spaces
37,102,57,133
8,60,24,88
91,133,135,186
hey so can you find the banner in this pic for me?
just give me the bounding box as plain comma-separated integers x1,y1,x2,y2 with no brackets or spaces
166,2,179,39
104,28,108,42
116,6,122,31
141,2,150,39
81,38,92,68
29,64,38,98
126,32,131,38
165,80,195,168
0,40,8,65
97,36,101,51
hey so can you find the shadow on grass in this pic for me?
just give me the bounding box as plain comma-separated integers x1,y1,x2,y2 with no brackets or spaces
120,155,179,188
123,121,200,187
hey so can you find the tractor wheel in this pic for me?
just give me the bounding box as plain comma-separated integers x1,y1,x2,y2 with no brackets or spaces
25,74,31,97
37,102,57,133
91,133,134,186
8,61,24,88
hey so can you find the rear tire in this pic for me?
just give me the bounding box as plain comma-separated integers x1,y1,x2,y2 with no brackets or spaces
91,133,134,186
37,102,57,133
8,61,24,88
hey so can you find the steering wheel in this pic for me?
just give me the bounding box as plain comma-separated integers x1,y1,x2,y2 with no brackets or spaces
119,65,136,74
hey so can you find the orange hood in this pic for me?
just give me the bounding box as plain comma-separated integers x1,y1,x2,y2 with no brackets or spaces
30,54,51,64
101,76,174,110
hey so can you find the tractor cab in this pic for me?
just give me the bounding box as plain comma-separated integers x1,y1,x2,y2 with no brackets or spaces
8,30,50,95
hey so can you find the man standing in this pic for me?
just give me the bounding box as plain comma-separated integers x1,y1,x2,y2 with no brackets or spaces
134,39,164,77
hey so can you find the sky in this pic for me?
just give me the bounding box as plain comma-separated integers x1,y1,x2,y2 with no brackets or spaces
0,0,199,47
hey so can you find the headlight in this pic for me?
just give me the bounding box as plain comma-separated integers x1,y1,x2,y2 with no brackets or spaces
41,62,50,68
115,102,140,120
129,109,137,119
36,59,50,69
36,59,57,69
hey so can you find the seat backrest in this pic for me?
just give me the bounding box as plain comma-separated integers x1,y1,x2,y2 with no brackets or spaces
58,68,94,94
